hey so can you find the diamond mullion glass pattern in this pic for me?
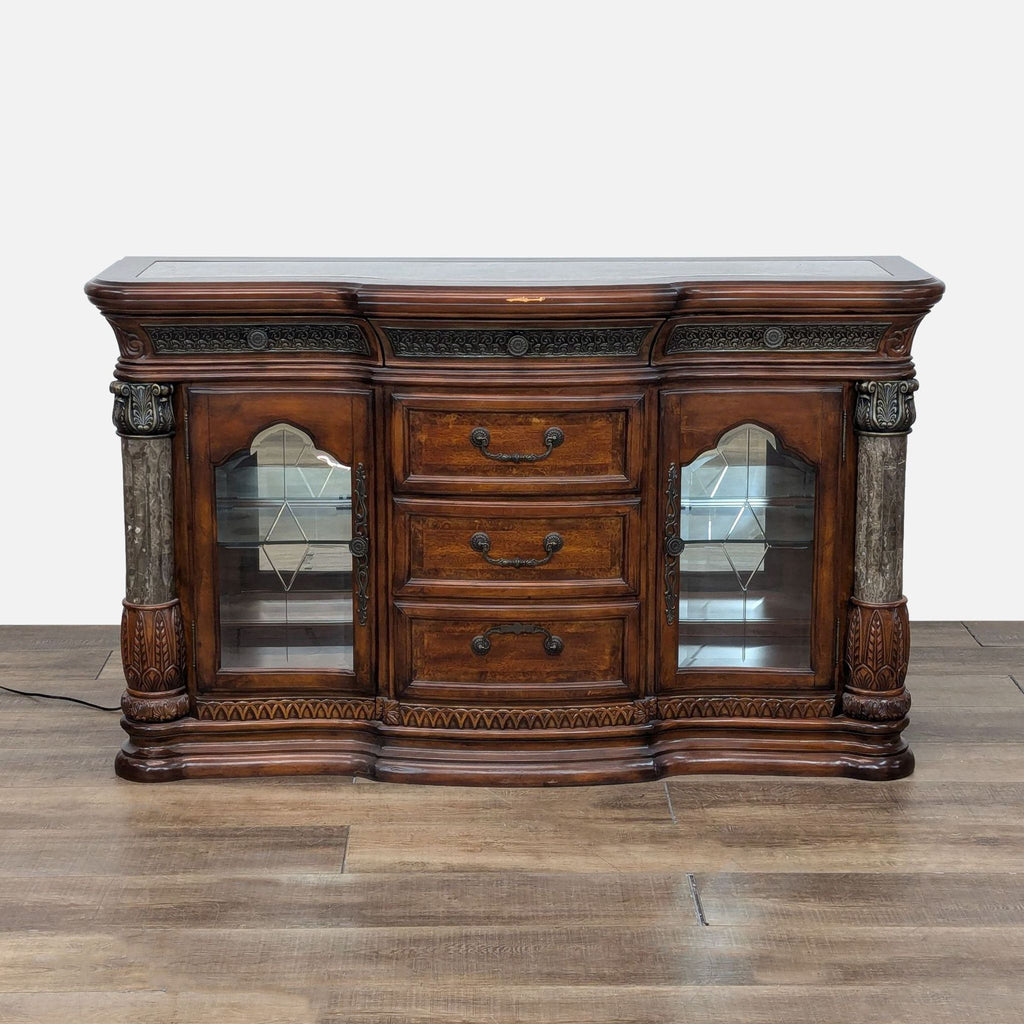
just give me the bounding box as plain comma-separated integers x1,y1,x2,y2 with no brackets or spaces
678,424,815,670
215,424,354,670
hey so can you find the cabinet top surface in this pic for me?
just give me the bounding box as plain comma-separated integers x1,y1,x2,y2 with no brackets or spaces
95,256,931,286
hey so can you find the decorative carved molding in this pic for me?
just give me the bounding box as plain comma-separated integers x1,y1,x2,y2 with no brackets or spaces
384,325,651,358
111,382,175,437
122,691,190,722
351,462,370,626
394,702,646,730
842,597,911,722
146,322,371,354
192,694,838,726
657,695,836,719
854,379,918,434
113,326,146,357
196,697,379,722
883,323,918,356
664,463,682,625
666,323,888,353
120,599,189,722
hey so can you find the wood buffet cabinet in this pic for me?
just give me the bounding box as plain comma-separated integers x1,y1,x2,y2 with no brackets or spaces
87,257,943,784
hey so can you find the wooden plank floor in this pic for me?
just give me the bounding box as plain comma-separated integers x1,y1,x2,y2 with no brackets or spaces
1,621,1022,1023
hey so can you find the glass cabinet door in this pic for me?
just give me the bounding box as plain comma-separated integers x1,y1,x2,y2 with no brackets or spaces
215,424,360,671
189,390,373,695
661,388,847,691
676,423,815,670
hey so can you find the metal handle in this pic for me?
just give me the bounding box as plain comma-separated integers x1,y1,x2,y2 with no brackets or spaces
469,531,563,568
468,426,564,463
470,622,564,656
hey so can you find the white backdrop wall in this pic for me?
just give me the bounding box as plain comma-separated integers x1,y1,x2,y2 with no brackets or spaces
1,1,1020,623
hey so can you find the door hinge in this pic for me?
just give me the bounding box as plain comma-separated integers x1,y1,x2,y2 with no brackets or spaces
841,407,847,463
183,404,191,463
191,620,198,678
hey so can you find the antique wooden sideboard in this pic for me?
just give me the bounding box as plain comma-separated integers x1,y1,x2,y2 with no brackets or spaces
87,257,943,783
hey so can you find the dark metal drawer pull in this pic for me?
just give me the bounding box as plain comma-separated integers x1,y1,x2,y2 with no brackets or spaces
470,623,564,656
468,426,564,463
469,531,563,568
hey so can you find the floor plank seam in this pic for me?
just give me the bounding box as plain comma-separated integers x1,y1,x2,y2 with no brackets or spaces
339,831,349,874
962,622,986,647
686,872,709,926
663,782,678,825
1011,674,1024,697
93,649,113,680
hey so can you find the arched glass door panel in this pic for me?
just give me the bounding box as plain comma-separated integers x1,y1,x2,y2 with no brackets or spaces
677,423,815,670
215,423,355,670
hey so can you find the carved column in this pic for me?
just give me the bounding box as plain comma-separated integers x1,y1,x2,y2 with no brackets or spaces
842,379,917,721
111,382,189,722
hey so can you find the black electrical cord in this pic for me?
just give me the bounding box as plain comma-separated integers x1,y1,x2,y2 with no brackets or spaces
0,683,120,712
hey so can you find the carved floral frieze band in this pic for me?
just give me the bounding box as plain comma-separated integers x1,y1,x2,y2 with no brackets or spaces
384,325,651,358
146,322,371,355
111,381,175,437
854,379,918,434
666,323,888,353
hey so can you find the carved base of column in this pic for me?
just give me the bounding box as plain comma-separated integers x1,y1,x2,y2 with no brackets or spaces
121,599,189,723
842,596,911,722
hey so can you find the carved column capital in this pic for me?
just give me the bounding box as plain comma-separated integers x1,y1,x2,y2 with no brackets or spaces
854,379,918,435
111,381,175,437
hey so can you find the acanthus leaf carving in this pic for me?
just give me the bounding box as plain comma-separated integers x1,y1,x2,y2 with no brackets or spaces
111,382,175,437
843,597,911,722
854,379,918,434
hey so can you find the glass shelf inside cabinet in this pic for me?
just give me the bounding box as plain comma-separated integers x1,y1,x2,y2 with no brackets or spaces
677,424,815,670
215,423,354,671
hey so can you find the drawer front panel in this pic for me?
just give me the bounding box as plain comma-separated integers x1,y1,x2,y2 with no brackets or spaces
391,394,644,494
393,602,640,703
393,498,639,598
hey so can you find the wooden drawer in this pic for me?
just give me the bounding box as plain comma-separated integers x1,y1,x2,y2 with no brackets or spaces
393,601,640,703
390,393,644,494
392,497,640,598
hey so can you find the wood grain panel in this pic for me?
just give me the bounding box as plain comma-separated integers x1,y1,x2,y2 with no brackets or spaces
391,393,644,494
393,601,640,702
393,497,639,598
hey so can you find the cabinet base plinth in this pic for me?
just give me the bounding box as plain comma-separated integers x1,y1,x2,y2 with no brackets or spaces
114,713,913,784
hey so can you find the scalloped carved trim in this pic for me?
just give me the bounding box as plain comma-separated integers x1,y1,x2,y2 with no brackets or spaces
393,702,647,730
191,694,839,726
384,325,651,358
657,695,836,719
667,323,888,353
146,322,371,354
196,698,379,722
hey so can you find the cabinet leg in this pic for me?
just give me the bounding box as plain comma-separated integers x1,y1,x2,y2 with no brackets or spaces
120,599,190,721
843,379,917,725
842,596,910,721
